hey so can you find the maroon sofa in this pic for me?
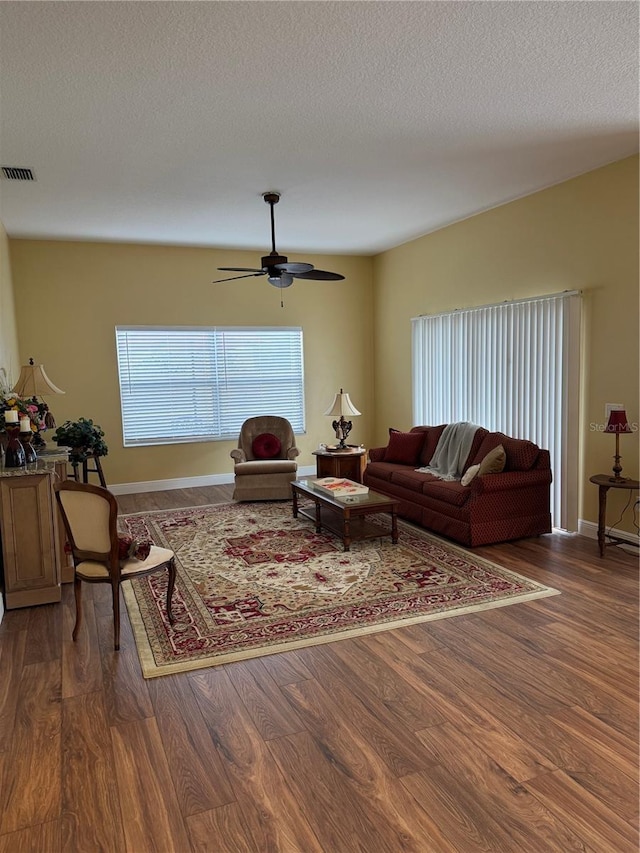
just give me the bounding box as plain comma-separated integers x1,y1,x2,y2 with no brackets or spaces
363,425,552,546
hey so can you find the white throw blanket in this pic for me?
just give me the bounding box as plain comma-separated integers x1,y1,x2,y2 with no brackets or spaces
416,422,479,481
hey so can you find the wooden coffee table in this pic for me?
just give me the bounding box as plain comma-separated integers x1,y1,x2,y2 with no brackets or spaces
291,478,399,552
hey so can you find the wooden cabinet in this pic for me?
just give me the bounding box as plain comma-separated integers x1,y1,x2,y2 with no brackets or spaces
313,449,367,484
0,471,61,609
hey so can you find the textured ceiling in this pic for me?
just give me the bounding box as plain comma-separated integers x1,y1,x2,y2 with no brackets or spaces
0,1,637,255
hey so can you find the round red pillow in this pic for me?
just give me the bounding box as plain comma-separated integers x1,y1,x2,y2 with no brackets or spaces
251,432,282,459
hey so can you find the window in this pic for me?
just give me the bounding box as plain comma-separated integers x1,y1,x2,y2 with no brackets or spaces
412,291,581,530
115,326,305,446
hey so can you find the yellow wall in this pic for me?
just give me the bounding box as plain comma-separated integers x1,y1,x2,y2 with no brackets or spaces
7,156,639,531
9,241,373,484
0,221,20,389
372,155,639,532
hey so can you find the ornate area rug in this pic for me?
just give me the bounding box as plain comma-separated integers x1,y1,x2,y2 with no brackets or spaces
120,502,559,678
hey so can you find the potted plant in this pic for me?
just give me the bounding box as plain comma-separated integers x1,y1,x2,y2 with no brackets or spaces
52,417,108,464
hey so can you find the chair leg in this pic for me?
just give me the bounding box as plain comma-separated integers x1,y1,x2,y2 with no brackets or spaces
72,576,82,641
112,582,121,651
166,557,176,624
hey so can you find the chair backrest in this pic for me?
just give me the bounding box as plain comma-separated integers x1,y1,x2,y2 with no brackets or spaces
237,416,296,461
55,480,119,566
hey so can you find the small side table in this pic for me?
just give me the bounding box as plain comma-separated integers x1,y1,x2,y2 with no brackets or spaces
313,448,367,484
589,474,639,557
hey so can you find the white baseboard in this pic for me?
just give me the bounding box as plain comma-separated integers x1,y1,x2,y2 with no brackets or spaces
109,465,317,496
579,518,639,554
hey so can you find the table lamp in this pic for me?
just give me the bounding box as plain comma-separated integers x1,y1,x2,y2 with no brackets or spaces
324,388,361,450
12,358,65,447
605,408,632,482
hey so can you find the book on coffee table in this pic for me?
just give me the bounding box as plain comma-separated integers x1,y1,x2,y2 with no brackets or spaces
312,477,369,498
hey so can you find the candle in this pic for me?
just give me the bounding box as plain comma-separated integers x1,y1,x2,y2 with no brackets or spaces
4,409,18,423
20,417,31,432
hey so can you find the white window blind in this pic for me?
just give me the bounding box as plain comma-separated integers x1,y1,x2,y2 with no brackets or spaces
412,292,581,530
115,326,305,446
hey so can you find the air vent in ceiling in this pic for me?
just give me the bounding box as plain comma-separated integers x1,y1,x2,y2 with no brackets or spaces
1,166,36,181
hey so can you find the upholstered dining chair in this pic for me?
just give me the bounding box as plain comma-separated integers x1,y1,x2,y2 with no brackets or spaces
54,481,175,651
231,415,300,501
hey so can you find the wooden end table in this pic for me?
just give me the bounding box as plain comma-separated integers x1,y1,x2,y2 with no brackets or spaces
312,447,367,484
589,474,639,557
291,478,399,552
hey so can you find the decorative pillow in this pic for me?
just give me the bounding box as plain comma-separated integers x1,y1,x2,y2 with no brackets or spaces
384,431,425,465
118,535,152,562
252,432,282,459
479,444,506,475
461,464,480,487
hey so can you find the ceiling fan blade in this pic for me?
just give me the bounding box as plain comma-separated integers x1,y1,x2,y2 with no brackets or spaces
217,267,265,273
274,262,314,274
292,269,345,281
213,272,267,283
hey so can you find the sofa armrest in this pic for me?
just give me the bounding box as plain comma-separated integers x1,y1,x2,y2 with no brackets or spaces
368,446,387,463
231,449,246,463
470,468,552,494
286,447,300,461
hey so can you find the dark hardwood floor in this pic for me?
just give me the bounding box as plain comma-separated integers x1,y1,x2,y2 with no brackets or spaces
0,484,637,852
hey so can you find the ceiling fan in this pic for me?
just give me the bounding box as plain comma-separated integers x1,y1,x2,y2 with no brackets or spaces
214,192,345,289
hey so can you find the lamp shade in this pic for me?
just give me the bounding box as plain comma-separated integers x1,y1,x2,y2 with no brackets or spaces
605,409,632,434
12,359,65,397
324,389,361,418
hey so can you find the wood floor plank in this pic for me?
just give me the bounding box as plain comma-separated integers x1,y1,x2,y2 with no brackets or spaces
279,676,455,851
364,630,557,782
186,803,259,853
110,716,191,853
315,634,445,729
524,769,639,853
416,722,589,852
431,614,625,715
61,690,125,852
547,705,638,782
147,673,235,816
0,661,61,835
420,647,639,821
254,649,314,686
61,584,103,699
190,667,324,852
24,602,62,665
401,763,525,852
93,585,154,725
295,642,439,777
0,628,26,752
224,657,307,740
0,820,61,853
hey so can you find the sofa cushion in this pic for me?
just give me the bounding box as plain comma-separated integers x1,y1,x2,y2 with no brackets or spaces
390,469,437,493
472,432,539,472
420,479,471,507
252,433,282,459
414,425,447,466
461,464,480,487
461,427,489,472
384,431,425,465
461,444,506,486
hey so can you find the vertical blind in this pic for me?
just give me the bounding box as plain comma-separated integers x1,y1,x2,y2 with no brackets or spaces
115,326,305,445
412,292,581,530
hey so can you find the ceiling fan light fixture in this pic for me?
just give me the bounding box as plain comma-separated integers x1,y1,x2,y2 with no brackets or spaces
268,272,294,288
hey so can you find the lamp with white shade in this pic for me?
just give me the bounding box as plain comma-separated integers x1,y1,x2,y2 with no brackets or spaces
11,357,65,447
324,388,361,450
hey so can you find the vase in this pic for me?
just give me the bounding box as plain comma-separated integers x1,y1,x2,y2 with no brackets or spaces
20,429,38,464
4,425,26,468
